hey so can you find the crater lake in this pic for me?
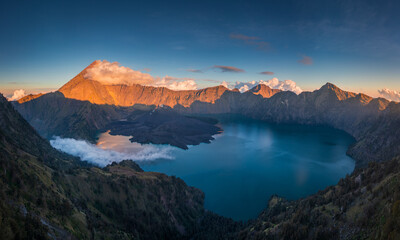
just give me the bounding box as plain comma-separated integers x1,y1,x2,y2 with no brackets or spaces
96,117,355,221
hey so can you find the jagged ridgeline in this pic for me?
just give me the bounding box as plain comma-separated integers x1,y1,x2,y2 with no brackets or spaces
14,62,400,167
0,95,241,239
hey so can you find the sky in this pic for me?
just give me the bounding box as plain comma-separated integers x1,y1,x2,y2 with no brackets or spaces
1,0,400,99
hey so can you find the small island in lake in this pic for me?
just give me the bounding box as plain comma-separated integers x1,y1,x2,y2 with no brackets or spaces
106,106,222,149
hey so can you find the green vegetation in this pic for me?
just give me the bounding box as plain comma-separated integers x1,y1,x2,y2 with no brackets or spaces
0,95,234,239
239,158,400,239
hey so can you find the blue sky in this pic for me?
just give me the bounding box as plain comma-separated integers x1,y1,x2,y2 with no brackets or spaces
1,0,400,97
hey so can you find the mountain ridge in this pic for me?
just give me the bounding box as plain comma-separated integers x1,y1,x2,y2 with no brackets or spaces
247,84,281,98
13,79,399,168
11,62,400,168
58,61,231,107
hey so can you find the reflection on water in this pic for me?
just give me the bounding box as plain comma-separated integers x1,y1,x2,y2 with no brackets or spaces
96,120,355,221
97,130,151,153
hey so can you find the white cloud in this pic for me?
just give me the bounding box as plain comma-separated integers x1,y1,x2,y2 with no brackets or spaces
378,88,400,102
220,81,229,88
236,82,252,92
84,60,197,90
7,89,26,101
152,76,197,91
84,60,154,86
234,78,302,94
50,136,173,167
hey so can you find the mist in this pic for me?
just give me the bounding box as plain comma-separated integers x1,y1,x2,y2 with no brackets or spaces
50,136,174,167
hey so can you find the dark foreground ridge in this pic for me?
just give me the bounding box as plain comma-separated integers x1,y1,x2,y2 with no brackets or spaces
0,94,241,239
239,157,400,239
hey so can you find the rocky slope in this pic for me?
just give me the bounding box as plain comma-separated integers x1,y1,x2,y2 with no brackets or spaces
239,157,400,240
247,84,281,98
13,91,126,142
58,61,232,107
0,94,231,239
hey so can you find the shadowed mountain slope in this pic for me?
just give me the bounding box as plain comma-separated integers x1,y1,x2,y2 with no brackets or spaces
14,92,127,142
1,94,242,239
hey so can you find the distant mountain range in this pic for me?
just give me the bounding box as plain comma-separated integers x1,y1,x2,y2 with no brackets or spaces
14,62,400,168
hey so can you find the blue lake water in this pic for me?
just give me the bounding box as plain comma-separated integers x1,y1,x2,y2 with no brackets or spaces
97,118,355,221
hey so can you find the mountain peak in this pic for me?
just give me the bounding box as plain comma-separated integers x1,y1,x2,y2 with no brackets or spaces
317,82,372,102
251,84,272,91
320,82,340,90
57,66,233,107
87,59,102,68
248,84,281,98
